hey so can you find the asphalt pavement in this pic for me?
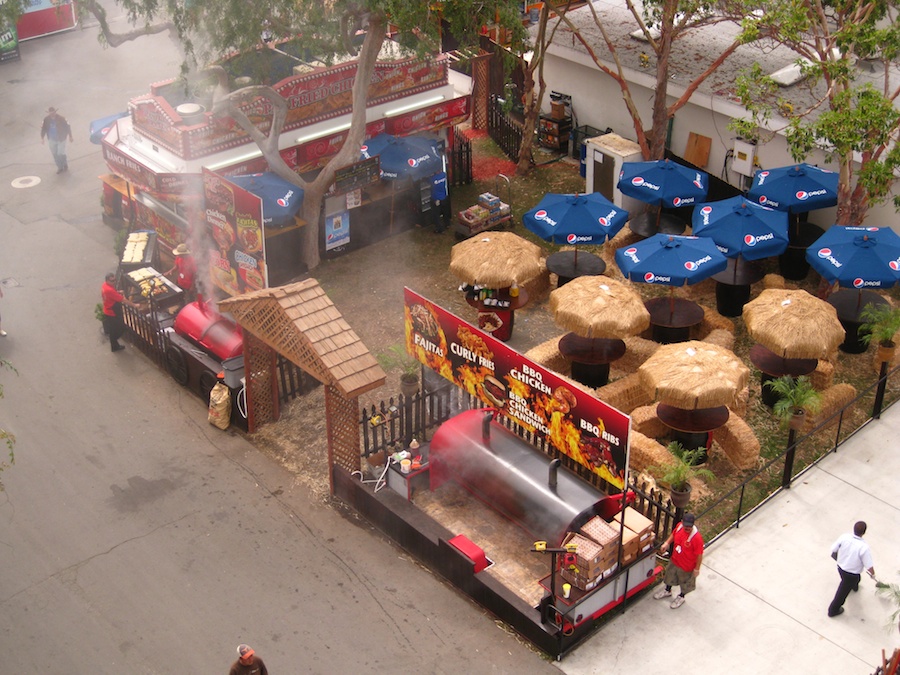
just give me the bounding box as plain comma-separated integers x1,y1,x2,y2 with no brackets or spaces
0,12,556,675
557,406,900,675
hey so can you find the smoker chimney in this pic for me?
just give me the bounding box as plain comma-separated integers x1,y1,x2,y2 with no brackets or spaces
548,458,561,491
482,410,496,441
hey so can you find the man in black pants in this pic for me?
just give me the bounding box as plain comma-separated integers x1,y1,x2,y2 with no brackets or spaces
828,521,875,617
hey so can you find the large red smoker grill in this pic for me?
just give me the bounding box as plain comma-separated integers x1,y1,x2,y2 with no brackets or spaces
173,297,244,361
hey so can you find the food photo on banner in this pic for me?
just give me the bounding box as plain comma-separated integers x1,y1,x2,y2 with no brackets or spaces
403,288,631,489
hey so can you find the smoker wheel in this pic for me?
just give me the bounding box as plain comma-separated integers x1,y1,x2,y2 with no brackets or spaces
199,369,219,402
166,345,189,386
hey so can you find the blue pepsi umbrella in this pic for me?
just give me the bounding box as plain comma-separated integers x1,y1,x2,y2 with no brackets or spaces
523,192,629,245
229,173,305,228
89,112,128,145
359,133,442,180
806,226,900,290
617,159,708,208
747,163,838,214
692,196,789,261
616,233,727,287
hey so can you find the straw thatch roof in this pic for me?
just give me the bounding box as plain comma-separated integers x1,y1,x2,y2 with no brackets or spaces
449,232,544,287
639,340,749,409
742,288,844,359
548,275,650,338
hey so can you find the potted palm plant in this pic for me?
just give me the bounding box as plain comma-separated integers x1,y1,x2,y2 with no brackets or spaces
377,344,420,398
650,441,714,508
765,375,823,431
859,303,900,364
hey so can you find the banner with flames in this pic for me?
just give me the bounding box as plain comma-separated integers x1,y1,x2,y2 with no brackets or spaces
404,288,630,489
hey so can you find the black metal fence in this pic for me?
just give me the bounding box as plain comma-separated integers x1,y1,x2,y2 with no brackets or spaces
449,126,473,186
488,94,524,162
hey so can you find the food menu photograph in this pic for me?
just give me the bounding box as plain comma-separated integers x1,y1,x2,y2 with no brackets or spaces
404,288,631,489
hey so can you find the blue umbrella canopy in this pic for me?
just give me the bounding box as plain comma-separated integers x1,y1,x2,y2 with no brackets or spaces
615,233,727,286
806,225,900,289
692,196,789,261
229,173,305,228
523,192,629,245
617,159,708,208
359,133,442,180
747,163,838,213
89,111,128,145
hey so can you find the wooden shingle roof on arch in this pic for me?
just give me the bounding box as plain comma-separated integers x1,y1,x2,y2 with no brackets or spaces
219,279,386,399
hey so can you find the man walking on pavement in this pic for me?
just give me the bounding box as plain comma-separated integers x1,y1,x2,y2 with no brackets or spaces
229,643,268,675
40,107,74,173
828,520,875,617
654,512,704,609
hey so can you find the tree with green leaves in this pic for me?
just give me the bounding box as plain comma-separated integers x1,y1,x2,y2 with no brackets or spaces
549,0,767,160
69,0,524,271
730,0,900,225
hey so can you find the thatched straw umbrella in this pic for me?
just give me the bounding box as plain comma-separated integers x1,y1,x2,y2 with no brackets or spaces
639,340,749,410
449,232,543,288
548,275,650,338
548,276,651,387
743,288,844,359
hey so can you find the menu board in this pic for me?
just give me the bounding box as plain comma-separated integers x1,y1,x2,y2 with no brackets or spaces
334,156,381,194
404,288,631,489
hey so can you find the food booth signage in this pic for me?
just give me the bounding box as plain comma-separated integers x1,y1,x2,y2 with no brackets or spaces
202,168,267,296
404,289,630,489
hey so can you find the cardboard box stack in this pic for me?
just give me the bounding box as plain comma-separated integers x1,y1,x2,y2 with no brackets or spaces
458,205,489,231
560,516,620,591
613,507,656,565
478,192,504,226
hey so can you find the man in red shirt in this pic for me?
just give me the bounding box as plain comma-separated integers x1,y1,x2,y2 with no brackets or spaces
653,512,704,609
101,272,139,352
166,243,197,300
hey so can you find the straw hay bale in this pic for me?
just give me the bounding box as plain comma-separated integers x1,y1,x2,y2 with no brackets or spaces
628,430,673,474
871,344,900,375
523,334,570,376
731,385,749,418
803,384,857,433
693,305,734,340
702,328,734,352
630,404,668,438
522,258,550,303
763,274,786,290
711,413,760,470
618,335,660,371
682,277,716,300
809,360,834,390
596,372,652,414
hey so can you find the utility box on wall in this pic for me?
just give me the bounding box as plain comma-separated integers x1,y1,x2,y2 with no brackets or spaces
584,133,644,215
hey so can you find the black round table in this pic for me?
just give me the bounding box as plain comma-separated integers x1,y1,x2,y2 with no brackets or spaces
712,258,765,317
749,343,818,407
558,333,626,388
657,403,730,462
628,211,687,238
827,289,888,353
465,287,529,342
545,250,606,287
645,297,705,344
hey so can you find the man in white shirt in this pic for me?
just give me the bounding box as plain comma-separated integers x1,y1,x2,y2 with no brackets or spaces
828,521,876,617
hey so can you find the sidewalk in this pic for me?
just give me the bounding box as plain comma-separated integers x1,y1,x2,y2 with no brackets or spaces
558,404,900,675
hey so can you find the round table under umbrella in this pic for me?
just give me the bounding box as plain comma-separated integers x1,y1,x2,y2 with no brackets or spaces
450,232,543,341
747,163,838,280
523,192,628,286
617,159,709,238
692,196,789,316
742,289,845,406
806,225,900,352
615,234,727,343
639,340,750,456
548,276,650,387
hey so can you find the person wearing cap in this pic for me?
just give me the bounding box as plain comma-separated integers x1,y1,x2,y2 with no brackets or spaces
653,513,704,609
101,272,139,352
429,170,451,233
229,643,268,675
165,243,197,300
40,107,74,173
